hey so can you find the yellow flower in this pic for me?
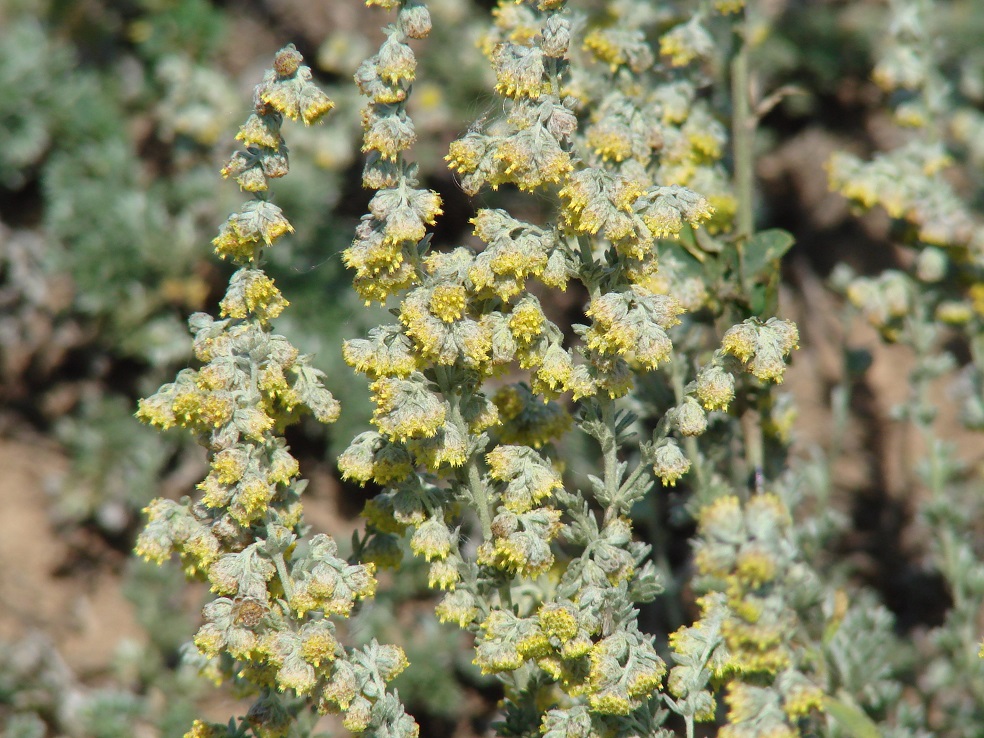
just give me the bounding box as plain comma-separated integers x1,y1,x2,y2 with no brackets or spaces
537,602,578,642
435,590,479,628
583,29,627,72
428,559,461,590
508,300,545,342
735,546,778,587
587,122,634,163
299,625,338,667
429,284,467,322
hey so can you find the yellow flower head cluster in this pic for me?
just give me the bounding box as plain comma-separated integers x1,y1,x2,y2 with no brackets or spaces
370,183,443,245
694,494,799,674
635,184,714,239
469,209,566,300
508,297,547,343
487,444,563,513
343,325,419,380
436,589,480,628
695,364,736,411
585,631,667,715
219,269,288,325
361,106,417,162
492,42,548,99
258,45,335,125
213,200,294,262
583,27,654,74
409,516,454,561
584,90,663,169
220,45,333,194
497,114,574,190
560,168,647,243
651,440,691,486
400,282,490,368
659,17,715,68
721,318,799,384
370,373,448,442
447,99,575,194
197,443,299,526
476,507,563,578
429,284,467,323
344,181,442,305
584,288,683,371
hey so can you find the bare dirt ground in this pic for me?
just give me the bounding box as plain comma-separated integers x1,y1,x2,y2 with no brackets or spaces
0,438,144,675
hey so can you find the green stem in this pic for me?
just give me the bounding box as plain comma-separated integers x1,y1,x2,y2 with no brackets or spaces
273,552,295,602
600,399,622,525
731,14,755,245
830,305,857,468
741,405,764,495
730,11,766,494
435,365,508,607
468,458,493,542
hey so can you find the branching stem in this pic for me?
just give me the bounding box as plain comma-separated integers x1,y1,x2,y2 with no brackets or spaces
273,551,295,602
731,10,765,493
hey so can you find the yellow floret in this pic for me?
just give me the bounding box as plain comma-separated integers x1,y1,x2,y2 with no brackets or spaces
429,284,467,322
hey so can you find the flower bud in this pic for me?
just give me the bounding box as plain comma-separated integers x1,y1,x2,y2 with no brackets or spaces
540,16,571,57
399,3,432,39
273,44,302,77
410,517,453,561
377,35,416,85
435,589,479,627
652,440,690,486
428,559,461,590
659,17,714,67
695,365,735,411
673,397,708,436
722,323,758,363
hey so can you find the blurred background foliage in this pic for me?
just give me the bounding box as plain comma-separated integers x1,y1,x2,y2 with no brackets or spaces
1,0,983,736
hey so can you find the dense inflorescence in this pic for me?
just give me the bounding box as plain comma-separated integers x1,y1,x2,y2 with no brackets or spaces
136,46,418,738
339,0,808,736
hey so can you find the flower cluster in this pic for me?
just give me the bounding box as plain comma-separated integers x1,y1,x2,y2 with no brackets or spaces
337,1,711,735
668,494,825,736
721,317,800,384
345,3,443,305
136,47,417,738
574,0,736,235
828,141,976,249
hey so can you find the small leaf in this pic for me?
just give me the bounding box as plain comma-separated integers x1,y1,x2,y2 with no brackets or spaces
587,474,608,502
742,229,795,315
823,694,883,738
742,228,795,285
748,283,769,316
